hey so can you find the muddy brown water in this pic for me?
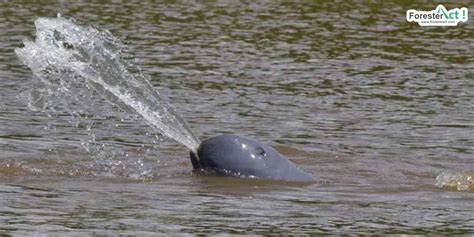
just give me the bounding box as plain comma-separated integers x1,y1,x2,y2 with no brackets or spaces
0,1,473,235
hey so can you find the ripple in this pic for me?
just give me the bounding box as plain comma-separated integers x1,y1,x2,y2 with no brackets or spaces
436,171,474,192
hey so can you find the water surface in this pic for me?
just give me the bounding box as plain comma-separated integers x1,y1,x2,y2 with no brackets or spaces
1,1,473,235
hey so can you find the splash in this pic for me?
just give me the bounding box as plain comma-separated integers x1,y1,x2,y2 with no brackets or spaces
436,171,474,192
15,15,200,152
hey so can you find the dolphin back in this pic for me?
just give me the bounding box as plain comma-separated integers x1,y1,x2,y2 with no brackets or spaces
191,134,314,182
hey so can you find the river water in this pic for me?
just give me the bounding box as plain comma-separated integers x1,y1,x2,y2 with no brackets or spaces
1,1,473,235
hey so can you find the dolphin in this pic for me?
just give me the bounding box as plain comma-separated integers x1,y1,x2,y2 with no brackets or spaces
190,134,314,182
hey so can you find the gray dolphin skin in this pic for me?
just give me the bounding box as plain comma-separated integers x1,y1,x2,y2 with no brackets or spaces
190,134,314,182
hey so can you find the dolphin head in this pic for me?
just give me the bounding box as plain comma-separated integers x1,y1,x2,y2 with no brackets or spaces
190,134,314,182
